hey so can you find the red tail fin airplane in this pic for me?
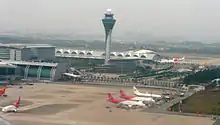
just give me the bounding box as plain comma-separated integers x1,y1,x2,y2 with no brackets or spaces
107,93,124,104
106,93,145,108
119,90,135,99
13,96,21,108
1,96,21,112
0,85,7,96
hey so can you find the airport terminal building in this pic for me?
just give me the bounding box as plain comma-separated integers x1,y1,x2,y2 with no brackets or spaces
0,43,163,81
0,60,67,81
0,43,56,61
55,48,161,73
0,44,68,82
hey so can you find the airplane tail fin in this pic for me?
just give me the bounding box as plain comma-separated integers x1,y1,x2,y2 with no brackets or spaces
133,86,140,94
1,85,6,94
107,93,114,100
13,96,20,108
119,90,126,97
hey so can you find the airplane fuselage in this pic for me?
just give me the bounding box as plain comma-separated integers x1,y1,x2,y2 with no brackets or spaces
134,92,162,98
2,105,18,112
119,100,145,107
130,97,155,102
158,57,184,63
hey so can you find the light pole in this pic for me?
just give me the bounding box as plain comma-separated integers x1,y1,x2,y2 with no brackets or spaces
179,100,182,112
120,61,124,74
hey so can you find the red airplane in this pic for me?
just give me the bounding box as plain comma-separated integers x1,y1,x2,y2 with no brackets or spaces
106,93,145,108
1,96,21,112
119,90,135,100
119,90,155,103
107,93,124,104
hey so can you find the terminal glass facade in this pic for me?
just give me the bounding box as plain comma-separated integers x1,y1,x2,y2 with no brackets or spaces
40,66,52,78
0,47,10,60
0,68,15,75
16,64,56,80
27,66,39,77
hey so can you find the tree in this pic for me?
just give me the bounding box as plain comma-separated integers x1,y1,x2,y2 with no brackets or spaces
183,68,220,85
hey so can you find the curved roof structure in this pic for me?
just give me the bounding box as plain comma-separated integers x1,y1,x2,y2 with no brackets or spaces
134,49,155,54
55,48,159,60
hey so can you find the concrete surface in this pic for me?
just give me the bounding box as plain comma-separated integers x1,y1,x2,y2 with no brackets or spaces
0,83,213,125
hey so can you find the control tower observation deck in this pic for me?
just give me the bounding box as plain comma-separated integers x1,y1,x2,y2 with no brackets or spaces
102,9,116,65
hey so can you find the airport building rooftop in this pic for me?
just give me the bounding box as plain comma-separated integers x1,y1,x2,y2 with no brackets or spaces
0,43,56,49
0,62,17,68
0,43,56,61
0,60,67,81
55,48,160,60
1,60,58,67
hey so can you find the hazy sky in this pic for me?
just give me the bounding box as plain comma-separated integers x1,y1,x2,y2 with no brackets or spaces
1,0,220,42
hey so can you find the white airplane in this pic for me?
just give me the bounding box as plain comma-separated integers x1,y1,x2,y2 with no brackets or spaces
0,96,21,112
119,90,155,104
158,57,185,63
133,86,162,99
63,73,81,78
107,93,146,108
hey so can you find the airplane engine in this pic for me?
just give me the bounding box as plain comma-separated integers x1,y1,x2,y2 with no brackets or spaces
131,105,137,109
143,101,149,105
116,104,121,108
117,104,130,109
2,109,6,112
13,109,17,112
116,103,125,108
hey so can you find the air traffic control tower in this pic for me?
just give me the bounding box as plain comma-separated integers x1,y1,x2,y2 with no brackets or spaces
102,9,116,65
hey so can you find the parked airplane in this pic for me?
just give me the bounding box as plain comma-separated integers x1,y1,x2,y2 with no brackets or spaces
158,57,185,63
107,93,145,108
0,96,20,112
63,73,81,78
119,90,155,104
133,86,162,99
0,85,7,96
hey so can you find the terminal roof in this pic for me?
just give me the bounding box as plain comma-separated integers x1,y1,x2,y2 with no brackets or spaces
0,43,55,49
